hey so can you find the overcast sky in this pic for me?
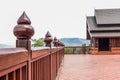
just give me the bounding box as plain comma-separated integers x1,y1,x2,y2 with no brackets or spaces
0,0,120,45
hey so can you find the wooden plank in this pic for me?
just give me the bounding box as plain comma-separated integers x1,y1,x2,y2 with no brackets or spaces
41,58,44,80
13,71,16,80
20,68,22,80
0,62,27,77
26,66,28,80
38,60,40,80
16,69,20,80
6,75,8,80
22,66,27,80
34,62,36,80
44,57,47,80
36,60,38,80
31,63,33,80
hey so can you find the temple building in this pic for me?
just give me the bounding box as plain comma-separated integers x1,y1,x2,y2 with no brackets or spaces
86,9,120,54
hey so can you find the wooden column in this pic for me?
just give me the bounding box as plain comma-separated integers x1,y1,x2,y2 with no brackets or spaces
95,38,98,48
53,37,59,75
44,31,53,47
44,31,53,80
13,12,34,80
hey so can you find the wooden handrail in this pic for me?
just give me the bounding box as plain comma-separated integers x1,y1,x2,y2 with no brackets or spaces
0,47,64,80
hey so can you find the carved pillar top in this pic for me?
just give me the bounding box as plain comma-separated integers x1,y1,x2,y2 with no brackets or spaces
13,12,34,50
58,40,64,47
13,12,34,39
53,37,59,47
44,31,53,47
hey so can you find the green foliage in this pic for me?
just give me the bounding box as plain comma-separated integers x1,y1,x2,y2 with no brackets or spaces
64,46,90,54
32,38,44,47
65,48,82,54
64,48,73,54
76,48,82,54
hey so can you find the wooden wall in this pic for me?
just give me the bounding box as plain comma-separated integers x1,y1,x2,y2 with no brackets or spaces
91,37,120,48
110,38,120,47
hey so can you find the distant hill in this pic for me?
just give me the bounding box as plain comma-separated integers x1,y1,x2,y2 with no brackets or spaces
60,38,90,46
0,44,15,48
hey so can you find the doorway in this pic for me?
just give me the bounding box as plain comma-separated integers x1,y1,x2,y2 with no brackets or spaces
98,38,110,51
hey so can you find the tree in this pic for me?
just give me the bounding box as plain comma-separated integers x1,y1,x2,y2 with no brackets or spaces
32,38,44,47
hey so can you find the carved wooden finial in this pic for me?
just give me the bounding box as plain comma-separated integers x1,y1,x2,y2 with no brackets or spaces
58,40,65,46
17,11,31,25
13,12,34,50
44,31,53,47
53,37,59,47
13,12,34,39
45,31,52,37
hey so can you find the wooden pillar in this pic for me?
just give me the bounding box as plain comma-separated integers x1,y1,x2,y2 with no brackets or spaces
53,37,59,74
82,44,86,54
44,31,53,47
95,38,98,48
20,68,22,80
53,37,59,47
6,74,8,80
44,31,53,80
13,71,16,80
13,12,34,80
109,38,112,50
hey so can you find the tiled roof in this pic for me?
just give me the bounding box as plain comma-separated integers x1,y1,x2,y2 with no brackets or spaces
95,9,120,25
87,16,120,31
91,32,120,37
87,16,120,37
87,9,120,37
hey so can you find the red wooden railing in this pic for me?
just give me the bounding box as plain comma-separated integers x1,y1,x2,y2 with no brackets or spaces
0,11,65,80
0,47,64,80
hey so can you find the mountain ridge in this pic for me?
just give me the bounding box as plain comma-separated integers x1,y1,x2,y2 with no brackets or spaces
60,38,90,46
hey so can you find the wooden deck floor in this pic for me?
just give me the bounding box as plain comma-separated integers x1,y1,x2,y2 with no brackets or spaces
56,54,120,80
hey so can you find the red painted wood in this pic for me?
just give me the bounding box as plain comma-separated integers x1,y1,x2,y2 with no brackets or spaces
0,62,27,77
36,61,38,80
6,74,8,80
13,71,16,80
20,68,22,80
0,47,64,80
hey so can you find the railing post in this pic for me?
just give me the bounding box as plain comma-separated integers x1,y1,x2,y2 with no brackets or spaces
58,40,65,62
53,37,59,74
53,37,59,47
82,45,86,54
44,31,53,80
13,12,34,80
44,31,53,48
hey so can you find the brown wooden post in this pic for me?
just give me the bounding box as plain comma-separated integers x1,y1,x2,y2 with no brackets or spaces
109,38,112,51
20,68,22,80
13,71,16,80
57,40,60,67
44,31,53,80
6,74,8,80
53,37,59,75
53,37,59,47
13,11,34,51
13,12,34,80
82,44,86,54
44,31,53,47
96,38,98,48
57,40,64,66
